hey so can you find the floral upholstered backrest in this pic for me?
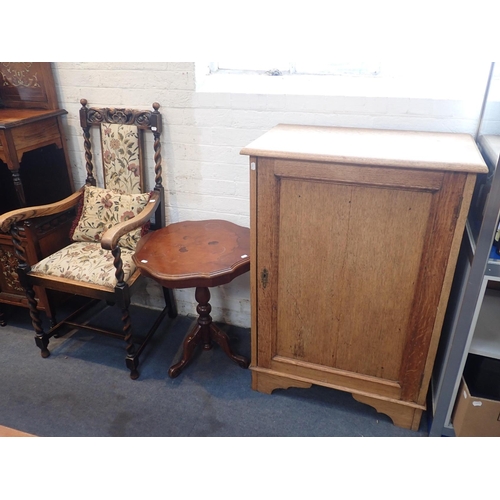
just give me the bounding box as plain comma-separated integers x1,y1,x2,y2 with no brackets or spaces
100,123,142,195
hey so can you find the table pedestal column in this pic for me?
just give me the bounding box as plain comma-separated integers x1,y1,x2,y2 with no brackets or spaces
168,286,250,378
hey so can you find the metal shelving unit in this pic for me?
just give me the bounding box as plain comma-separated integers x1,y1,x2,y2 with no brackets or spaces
470,288,500,359
429,63,500,436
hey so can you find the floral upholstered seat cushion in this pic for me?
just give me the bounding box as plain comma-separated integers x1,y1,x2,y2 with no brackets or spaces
70,185,150,251
30,242,137,288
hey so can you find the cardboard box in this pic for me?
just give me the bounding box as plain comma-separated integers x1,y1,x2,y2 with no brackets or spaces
0,424,35,437
452,354,500,437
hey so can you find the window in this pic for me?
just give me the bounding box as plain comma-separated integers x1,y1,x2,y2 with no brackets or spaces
196,62,492,101
210,62,380,76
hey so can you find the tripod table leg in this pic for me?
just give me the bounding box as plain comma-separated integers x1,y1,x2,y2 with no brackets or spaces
168,286,249,377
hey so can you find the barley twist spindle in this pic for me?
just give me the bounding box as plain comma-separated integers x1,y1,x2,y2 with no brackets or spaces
111,246,125,287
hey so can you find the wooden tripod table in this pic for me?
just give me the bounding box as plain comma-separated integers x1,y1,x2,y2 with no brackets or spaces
133,220,250,378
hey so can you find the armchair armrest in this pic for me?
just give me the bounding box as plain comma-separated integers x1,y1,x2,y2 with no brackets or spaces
100,191,161,250
0,188,84,233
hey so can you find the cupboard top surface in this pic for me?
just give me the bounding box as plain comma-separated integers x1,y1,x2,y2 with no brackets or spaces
240,124,488,174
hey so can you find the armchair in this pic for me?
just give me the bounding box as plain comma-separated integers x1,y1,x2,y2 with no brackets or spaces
0,99,177,379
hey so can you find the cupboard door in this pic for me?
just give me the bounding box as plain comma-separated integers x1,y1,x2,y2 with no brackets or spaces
256,158,467,404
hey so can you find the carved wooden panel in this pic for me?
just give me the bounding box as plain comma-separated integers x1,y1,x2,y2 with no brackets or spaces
80,100,162,131
0,62,58,109
0,238,24,295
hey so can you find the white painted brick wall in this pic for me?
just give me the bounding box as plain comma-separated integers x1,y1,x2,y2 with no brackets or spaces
50,62,487,328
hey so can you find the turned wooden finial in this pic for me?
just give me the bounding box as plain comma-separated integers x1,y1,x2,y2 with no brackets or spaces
152,102,160,112
80,98,88,107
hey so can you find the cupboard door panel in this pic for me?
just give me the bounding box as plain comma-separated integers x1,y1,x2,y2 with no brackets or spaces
275,177,432,382
257,158,467,402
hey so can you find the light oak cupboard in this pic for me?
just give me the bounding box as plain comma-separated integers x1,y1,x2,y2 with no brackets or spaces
241,124,488,430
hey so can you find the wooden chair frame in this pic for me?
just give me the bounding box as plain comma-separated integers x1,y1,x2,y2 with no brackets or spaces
0,99,177,379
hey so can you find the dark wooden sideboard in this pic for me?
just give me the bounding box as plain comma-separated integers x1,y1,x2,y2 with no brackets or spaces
0,62,75,325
